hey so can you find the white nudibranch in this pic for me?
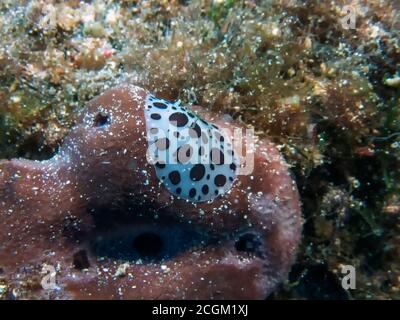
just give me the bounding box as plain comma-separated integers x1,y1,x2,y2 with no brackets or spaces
144,93,239,202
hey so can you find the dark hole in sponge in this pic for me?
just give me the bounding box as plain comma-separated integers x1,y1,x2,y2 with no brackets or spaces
132,232,164,258
235,233,263,258
93,112,110,127
72,249,90,270
88,205,215,264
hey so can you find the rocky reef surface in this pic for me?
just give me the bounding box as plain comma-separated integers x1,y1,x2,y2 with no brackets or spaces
0,0,399,299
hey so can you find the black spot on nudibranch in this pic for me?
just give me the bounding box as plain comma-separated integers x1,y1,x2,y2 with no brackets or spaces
153,102,168,109
198,146,204,156
214,174,227,187
189,188,196,198
155,162,166,169
169,112,188,127
151,113,162,120
199,118,208,126
190,164,206,181
169,171,181,185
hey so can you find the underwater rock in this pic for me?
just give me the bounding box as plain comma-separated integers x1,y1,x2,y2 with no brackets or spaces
0,84,301,299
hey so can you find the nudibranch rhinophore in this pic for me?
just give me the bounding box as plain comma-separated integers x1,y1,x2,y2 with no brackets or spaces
0,84,301,299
